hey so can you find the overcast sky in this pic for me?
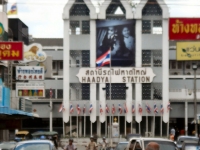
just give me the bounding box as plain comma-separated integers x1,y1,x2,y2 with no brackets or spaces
7,0,200,38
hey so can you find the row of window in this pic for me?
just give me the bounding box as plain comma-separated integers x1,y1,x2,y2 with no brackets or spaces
169,60,200,70
69,20,162,35
70,83,162,100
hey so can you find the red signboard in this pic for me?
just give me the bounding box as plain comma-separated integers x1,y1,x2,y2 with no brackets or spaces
0,42,23,60
169,18,200,40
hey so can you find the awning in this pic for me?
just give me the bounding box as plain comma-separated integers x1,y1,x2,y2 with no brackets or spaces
0,106,34,117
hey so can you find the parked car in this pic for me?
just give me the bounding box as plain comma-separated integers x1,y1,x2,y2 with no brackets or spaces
181,140,200,150
115,142,128,150
13,140,56,150
0,141,17,150
176,136,199,150
126,137,178,150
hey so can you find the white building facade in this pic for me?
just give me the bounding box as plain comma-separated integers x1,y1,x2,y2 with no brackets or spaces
62,0,170,138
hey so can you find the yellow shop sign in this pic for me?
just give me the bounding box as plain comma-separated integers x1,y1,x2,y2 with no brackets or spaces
176,42,200,61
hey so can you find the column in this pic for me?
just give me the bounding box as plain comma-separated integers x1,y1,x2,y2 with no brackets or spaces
90,20,96,123
135,19,142,123
162,19,169,123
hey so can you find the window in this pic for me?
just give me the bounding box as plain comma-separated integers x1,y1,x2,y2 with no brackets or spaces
82,21,90,34
60,61,63,69
177,61,182,69
153,51,162,67
171,61,176,69
153,20,162,34
142,50,151,66
57,89,63,98
106,83,126,100
53,61,56,70
142,20,151,34
45,89,55,98
185,62,191,69
70,21,80,34
82,84,90,100
142,84,151,100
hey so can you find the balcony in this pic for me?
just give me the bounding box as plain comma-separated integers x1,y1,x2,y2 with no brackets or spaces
169,89,200,100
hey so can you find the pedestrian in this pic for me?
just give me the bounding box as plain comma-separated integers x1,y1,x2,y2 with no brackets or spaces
87,136,98,150
99,137,108,150
145,142,160,150
63,138,77,150
53,135,58,149
169,133,174,141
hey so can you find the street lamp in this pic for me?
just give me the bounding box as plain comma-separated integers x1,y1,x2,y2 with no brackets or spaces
192,63,198,137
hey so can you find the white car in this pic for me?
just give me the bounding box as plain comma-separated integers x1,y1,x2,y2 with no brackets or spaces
13,140,56,150
126,137,178,150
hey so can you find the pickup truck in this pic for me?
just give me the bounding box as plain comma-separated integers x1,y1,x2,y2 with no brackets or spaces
126,137,177,150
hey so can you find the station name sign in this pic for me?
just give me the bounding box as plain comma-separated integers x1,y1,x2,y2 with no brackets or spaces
76,68,156,83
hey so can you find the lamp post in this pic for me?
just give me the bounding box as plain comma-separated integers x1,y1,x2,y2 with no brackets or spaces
192,63,198,137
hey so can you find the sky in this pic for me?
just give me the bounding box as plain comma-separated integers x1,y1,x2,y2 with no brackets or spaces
6,0,200,38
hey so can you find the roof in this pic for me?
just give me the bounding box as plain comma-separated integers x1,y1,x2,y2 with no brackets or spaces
16,131,29,135
17,140,54,145
0,106,35,117
30,38,63,47
129,137,174,143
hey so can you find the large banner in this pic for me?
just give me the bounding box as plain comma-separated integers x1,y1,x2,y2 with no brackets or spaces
96,20,135,67
169,18,200,40
176,42,200,60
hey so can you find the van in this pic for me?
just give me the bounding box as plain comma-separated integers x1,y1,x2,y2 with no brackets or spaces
15,131,31,142
126,137,177,150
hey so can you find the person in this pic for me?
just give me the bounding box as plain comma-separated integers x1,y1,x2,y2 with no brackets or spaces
145,142,160,150
64,138,77,150
129,140,135,150
53,135,58,149
169,133,174,141
134,142,142,150
121,27,134,52
87,136,98,150
170,127,175,136
97,26,120,58
99,137,108,150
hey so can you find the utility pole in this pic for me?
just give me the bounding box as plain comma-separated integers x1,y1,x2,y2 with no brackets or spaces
192,63,198,137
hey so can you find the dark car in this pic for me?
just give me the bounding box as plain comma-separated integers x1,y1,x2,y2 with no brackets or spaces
182,140,200,150
176,136,199,150
115,142,128,150
13,140,56,150
0,141,17,150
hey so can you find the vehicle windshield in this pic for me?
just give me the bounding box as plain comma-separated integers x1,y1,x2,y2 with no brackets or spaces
144,141,176,150
15,143,50,150
185,145,200,150
115,143,128,150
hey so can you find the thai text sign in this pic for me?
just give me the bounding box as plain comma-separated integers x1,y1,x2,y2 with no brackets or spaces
0,42,23,60
176,42,200,60
76,68,156,83
16,82,45,97
16,66,45,80
169,18,200,40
